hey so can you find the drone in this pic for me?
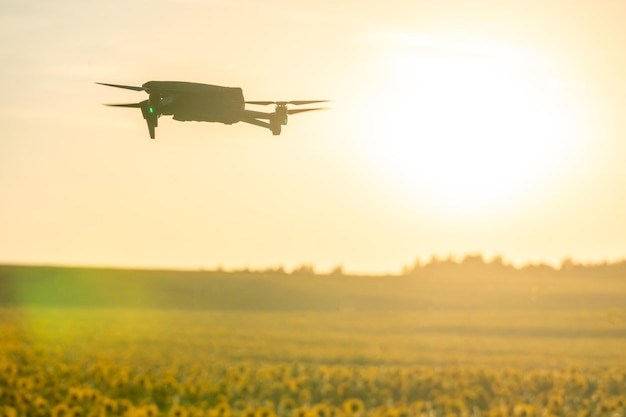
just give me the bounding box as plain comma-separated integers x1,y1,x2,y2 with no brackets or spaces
97,81,329,139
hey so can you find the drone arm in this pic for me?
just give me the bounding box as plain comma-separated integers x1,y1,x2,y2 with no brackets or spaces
241,109,273,120
240,118,271,129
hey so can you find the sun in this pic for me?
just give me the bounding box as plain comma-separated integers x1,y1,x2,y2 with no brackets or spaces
355,38,576,218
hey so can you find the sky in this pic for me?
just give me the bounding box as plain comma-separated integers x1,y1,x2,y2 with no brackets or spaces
1,0,625,273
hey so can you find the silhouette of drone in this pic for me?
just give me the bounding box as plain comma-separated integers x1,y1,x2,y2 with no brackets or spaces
97,81,329,139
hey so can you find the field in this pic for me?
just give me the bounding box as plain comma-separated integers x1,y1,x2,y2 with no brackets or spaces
1,264,625,417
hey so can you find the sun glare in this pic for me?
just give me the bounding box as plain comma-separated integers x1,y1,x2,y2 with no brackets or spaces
356,37,576,218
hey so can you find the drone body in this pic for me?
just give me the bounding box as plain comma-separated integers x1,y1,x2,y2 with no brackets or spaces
97,81,328,139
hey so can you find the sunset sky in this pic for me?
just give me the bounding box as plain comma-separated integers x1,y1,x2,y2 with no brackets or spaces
1,0,625,273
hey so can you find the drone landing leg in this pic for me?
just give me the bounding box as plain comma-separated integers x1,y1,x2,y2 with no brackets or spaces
146,116,157,139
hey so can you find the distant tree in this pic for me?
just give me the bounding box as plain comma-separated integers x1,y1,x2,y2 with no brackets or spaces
486,254,517,276
263,265,286,275
423,254,446,271
520,261,556,278
443,254,458,264
329,264,344,276
402,253,626,278
402,258,422,276
560,257,576,271
461,253,486,266
292,263,315,275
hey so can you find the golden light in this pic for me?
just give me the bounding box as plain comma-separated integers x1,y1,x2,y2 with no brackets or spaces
355,34,579,219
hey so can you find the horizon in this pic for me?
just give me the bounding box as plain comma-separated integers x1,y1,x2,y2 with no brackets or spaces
3,252,626,276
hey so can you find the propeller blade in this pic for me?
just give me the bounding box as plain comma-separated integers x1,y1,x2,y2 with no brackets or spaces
288,107,329,115
244,101,276,105
245,100,331,106
284,100,330,106
96,82,145,92
104,102,144,108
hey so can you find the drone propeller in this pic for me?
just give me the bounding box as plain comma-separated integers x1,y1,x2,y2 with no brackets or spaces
245,100,330,106
104,102,144,108
288,107,328,115
96,82,146,92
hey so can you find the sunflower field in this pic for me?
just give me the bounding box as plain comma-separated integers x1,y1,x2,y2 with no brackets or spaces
1,306,625,417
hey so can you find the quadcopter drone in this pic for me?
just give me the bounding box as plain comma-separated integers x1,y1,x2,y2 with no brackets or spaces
97,81,329,139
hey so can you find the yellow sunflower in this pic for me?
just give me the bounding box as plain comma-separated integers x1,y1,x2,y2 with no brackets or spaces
254,406,276,417
34,397,49,416
82,389,100,405
240,408,256,417
126,408,147,417
135,375,154,392
100,398,119,416
309,404,331,417
144,404,160,417
343,399,364,417
512,404,535,417
169,405,189,417
208,403,231,417
292,407,309,417
118,399,134,415
2,406,18,417
51,403,71,417
279,397,296,414
67,388,84,406
69,406,85,417
298,389,312,404
16,377,34,392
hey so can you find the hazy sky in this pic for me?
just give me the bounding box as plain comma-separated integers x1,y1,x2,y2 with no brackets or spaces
1,0,625,273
